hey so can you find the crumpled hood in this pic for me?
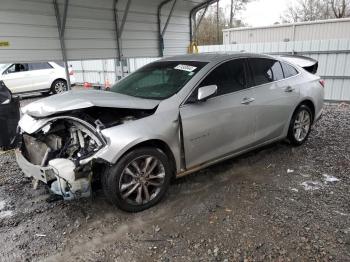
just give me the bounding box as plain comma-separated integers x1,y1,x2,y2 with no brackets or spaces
22,90,160,118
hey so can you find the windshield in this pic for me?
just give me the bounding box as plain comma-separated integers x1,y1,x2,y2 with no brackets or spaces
0,64,9,72
110,61,208,99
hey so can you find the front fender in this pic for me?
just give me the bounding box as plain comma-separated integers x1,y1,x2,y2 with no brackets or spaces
98,113,181,171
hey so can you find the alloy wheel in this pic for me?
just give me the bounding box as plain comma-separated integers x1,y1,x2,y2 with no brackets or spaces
54,81,67,93
119,155,165,205
293,109,311,142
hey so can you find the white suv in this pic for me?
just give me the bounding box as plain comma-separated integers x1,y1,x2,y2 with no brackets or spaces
0,62,76,95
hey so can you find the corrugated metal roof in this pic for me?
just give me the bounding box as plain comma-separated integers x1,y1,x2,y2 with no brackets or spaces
0,0,210,63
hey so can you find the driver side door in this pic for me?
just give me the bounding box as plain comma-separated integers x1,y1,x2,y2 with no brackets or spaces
179,58,256,168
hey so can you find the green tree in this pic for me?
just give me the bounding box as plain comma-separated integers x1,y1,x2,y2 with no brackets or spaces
195,0,250,45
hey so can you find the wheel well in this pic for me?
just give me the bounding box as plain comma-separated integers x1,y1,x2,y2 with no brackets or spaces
123,140,177,177
51,78,67,86
297,100,315,122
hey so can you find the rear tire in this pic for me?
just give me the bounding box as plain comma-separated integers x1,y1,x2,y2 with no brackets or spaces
102,147,172,212
51,79,67,94
287,104,313,146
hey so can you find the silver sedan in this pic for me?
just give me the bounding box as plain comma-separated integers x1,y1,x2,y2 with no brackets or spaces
16,53,324,212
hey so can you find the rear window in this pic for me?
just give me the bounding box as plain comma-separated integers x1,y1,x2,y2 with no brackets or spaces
248,58,284,86
54,61,65,68
281,62,299,78
29,63,53,70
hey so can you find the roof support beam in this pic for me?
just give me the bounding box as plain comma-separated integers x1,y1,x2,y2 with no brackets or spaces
60,0,69,38
193,3,209,42
189,0,218,43
113,0,122,61
161,0,177,36
53,0,71,90
158,0,177,57
119,0,132,38
113,0,131,76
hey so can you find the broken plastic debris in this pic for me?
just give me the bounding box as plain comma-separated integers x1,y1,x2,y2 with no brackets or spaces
0,200,14,218
0,210,13,219
334,210,348,216
301,181,322,191
154,225,160,233
322,174,340,183
0,200,5,210
35,234,46,237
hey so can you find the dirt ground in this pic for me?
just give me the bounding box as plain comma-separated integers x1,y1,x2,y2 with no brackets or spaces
0,98,349,262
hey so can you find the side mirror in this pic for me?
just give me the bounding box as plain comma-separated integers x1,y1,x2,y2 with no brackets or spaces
197,85,217,101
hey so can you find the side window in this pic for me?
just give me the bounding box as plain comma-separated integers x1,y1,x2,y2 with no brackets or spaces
270,61,284,81
199,59,247,96
29,63,53,71
248,58,284,86
281,62,298,78
6,63,28,74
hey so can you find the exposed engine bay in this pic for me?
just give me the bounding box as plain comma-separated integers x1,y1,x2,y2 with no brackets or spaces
18,107,155,200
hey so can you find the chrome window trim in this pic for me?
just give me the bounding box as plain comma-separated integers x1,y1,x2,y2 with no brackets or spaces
181,56,250,106
181,56,301,107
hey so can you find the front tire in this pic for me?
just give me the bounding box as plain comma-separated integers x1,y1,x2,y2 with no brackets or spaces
51,79,68,94
287,104,313,146
41,91,50,96
102,147,172,212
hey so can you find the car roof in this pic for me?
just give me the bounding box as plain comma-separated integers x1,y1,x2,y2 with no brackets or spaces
160,52,275,63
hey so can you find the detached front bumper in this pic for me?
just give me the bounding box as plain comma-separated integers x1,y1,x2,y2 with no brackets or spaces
15,149,55,184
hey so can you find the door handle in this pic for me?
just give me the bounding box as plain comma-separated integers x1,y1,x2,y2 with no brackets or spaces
285,86,295,92
241,97,255,105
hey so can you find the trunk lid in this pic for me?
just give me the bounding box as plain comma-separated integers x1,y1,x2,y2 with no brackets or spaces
279,55,318,74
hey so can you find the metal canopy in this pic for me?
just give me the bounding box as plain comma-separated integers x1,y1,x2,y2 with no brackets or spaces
0,0,211,63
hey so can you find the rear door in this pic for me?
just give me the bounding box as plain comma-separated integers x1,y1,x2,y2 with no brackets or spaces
180,59,256,168
1,63,31,93
28,62,55,91
247,58,300,144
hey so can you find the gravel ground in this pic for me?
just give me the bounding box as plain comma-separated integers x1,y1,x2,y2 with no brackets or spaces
0,101,349,262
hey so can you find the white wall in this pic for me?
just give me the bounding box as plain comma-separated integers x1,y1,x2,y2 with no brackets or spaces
223,18,350,45
69,57,161,85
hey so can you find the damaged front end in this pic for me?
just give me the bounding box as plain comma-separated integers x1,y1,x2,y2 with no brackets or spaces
16,115,105,200
16,106,155,200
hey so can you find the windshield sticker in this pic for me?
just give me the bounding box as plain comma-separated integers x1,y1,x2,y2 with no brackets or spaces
174,64,197,72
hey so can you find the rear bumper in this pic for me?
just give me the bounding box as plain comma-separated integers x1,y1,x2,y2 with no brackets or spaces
15,149,55,183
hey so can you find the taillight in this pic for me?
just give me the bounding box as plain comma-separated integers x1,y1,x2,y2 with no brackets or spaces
319,79,325,88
